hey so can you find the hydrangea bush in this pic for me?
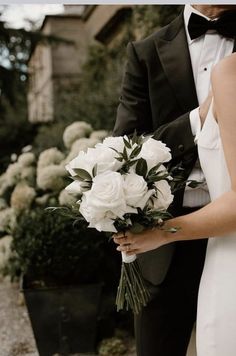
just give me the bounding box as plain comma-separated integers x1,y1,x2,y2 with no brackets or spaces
0,120,109,275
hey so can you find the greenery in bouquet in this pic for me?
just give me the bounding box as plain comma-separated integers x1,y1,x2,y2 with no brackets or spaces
63,133,183,313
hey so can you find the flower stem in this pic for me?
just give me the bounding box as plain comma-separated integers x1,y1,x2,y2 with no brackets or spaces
116,260,151,314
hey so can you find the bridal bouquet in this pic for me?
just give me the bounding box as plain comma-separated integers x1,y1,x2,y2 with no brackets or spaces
64,133,175,313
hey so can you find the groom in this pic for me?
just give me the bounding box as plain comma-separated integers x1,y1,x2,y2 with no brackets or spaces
113,4,236,356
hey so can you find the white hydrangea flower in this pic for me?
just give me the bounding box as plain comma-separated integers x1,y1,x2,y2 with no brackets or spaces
37,165,67,191
22,145,32,153
0,174,8,196
10,183,36,213
0,198,7,211
38,148,65,170
63,121,93,149
21,166,36,185
35,194,51,207
6,163,22,186
90,130,108,141
64,138,100,163
58,189,77,206
18,152,35,167
0,235,13,271
71,137,100,153
0,208,16,234
11,153,17,162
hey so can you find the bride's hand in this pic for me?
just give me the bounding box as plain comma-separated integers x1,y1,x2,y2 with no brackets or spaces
113,228,167,256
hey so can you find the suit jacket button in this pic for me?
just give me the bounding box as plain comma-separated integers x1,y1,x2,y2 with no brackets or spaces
178,144,184,152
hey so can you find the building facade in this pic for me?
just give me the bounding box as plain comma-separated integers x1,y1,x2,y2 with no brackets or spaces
27,5,132,123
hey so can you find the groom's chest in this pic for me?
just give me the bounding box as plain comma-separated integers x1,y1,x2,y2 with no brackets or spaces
189,34,234,104
147,33,236,130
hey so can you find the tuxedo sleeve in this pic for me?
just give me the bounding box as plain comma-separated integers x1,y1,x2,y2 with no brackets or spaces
113,42,196,161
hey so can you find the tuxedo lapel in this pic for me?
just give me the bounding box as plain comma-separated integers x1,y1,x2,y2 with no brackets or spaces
154,13,198,112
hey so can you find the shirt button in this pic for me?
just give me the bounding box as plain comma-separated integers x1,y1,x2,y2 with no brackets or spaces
204,67,207,71
178,144,184,152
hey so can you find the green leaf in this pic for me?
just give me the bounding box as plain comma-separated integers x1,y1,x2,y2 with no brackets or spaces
92,164,97,177
130,144,142,159
126,159,138,168
130,223,145,234
131,130,138,145
123,146,128,161
72,176,84,182
148,173,169,183
135,133,144,146
73,168,92,181
80,181,92,191
187,180,202,189
123,137,132,149
136,158,148,177
148,162,163,176
110,147,120,154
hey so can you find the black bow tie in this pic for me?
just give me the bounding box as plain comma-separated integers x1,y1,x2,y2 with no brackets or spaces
188,11,236,40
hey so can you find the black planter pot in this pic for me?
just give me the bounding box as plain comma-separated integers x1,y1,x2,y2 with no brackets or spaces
21,276,102,356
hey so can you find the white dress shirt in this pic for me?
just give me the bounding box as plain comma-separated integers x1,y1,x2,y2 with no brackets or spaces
182,4,234,207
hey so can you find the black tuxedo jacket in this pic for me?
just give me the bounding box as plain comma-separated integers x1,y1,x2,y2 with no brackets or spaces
113,12,236,287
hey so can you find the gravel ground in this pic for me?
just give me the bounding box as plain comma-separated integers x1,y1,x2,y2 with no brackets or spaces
0,278,38,356
0,278,195,356
0,278,136,356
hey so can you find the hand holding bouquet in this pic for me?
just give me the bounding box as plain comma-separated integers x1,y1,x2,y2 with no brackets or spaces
64,133,176,313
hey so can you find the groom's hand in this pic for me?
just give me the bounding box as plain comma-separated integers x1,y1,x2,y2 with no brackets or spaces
199,91,213,126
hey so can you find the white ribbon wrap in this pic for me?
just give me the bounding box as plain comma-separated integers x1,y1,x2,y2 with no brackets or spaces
121,251,137,263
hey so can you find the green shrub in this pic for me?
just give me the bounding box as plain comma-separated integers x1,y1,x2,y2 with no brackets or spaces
10,208,120,288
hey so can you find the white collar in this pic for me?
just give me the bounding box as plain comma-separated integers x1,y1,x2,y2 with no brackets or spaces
184,4,211,45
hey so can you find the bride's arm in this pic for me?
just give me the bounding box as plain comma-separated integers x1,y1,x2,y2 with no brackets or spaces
115,54,236,254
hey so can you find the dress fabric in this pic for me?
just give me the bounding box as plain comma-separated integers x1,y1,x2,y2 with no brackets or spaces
196,103,236,355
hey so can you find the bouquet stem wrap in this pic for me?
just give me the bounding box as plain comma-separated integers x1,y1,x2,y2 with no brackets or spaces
116,252,150,314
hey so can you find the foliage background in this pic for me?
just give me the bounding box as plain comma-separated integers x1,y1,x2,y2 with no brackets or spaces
0,5,182,172
75,5,182,130
0,5,183,345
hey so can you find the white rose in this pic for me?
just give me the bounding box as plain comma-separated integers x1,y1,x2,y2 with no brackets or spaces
66,146,123,178
152,179,173,210
123,173,155,210
99,136,125,153
65,150,95,177
80,194,117,232
94,146,123,173
65,180,83,195
98,135,139,155
79,171,136,232
139,138,171,171
156,164,172,178
59,190,77,206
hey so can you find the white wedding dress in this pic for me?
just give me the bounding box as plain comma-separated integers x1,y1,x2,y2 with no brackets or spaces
196,103,236,355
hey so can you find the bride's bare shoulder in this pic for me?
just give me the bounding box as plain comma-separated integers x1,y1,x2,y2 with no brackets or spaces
211,54,236,125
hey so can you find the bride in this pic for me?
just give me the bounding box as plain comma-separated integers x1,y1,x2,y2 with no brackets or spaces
114,53,236,356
